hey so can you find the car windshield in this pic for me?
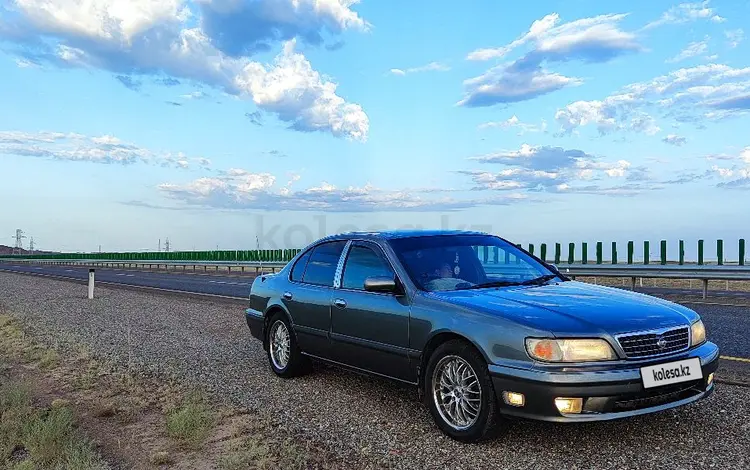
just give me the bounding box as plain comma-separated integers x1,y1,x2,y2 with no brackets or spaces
388,234,559,292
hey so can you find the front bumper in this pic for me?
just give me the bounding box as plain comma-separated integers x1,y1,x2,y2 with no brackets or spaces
489,341,720,422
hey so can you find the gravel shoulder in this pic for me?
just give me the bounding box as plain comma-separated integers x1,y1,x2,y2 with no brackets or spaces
1,271,749,470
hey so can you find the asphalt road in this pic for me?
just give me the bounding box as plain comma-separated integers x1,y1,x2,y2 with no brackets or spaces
0,262,253,298
1,261,748,370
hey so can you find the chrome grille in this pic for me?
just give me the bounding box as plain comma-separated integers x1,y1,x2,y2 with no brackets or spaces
617,326,690,358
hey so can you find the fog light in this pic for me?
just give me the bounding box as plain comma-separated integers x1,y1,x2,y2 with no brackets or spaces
502,391,525,407
555,397,583,414
707,373,714,385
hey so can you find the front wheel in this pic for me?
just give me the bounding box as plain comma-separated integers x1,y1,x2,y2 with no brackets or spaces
424,339,500,442
266,313,309,378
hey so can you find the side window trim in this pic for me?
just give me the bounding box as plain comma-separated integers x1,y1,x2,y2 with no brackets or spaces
336,240,399,293
332,240,353,289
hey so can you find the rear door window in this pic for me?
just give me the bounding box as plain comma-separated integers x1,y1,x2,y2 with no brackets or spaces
301,240,347,287
290,249,312,282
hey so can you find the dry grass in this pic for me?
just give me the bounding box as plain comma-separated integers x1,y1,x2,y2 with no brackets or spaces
0,381,108,470
165,391,216,449
0,312,348,469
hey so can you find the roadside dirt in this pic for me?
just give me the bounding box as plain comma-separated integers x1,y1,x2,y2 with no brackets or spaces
0,313,351,470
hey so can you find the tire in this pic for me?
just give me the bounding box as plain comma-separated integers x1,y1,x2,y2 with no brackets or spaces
265,312,309,378
424,339,500,443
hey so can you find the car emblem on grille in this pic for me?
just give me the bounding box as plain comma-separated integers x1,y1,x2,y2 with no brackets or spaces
656,336,668,349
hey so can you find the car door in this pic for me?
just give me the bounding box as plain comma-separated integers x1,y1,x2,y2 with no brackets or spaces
284,239,347,359
330,240,412,382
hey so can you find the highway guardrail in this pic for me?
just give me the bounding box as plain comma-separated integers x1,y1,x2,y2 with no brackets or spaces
0,258,289,274
2,258,750,299
556,264,750,298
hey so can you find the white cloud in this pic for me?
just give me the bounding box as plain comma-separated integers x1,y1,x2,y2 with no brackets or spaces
467,13,640,62
180,91,208,99
389,61,450,76
0,0,369,141
645,1,725,29
235,40,368,141
458,61,582,107
12,0,191,42
91,135,122,145
463,144,648,195
0,130,208,168
662,134,687,146
478,115,547,135
554,93,648,135
196,0,369,56
725,29,744,48
460,12,640,106
555,64,750,134
629,114,661,135
15,58,37,68
710,147,750,189
666,37,709,63
158,171,530,212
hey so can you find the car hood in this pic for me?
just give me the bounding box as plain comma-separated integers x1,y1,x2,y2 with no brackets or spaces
428,280,696,335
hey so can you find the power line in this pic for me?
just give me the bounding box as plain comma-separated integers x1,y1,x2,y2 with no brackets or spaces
12,229,27,255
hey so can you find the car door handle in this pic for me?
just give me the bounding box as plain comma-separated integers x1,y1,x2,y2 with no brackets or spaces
282,291,293,300
333,298,347,309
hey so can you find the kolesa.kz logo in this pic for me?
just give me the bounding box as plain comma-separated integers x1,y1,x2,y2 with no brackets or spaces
653,364,691,381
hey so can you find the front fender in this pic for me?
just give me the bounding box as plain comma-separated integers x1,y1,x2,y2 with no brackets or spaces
410,293,552,370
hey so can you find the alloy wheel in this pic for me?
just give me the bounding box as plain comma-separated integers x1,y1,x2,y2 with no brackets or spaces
269,320,291,370
431,355,482,430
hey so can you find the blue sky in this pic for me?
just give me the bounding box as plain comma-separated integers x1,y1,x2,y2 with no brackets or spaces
1,0,749,258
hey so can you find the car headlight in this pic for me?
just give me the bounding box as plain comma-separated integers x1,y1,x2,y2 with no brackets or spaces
691,319,706,346
525,338,617,362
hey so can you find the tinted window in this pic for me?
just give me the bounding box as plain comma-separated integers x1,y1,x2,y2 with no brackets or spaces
341,244,394,290
389,235,553,292
301,241,347,287
290,249,312,282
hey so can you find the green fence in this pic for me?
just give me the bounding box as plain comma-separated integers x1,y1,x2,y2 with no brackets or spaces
4,248,303,263
3,239,747,266
536,239,745,265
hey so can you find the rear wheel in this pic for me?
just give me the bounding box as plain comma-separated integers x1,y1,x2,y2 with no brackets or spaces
266,313,309,377
424,339,500,442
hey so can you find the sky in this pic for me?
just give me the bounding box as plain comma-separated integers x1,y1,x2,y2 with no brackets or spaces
1,0,749,259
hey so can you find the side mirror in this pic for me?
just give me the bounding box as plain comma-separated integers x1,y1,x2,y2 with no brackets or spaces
364,276,399,293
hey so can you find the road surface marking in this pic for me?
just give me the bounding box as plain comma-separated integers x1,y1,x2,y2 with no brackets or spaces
0,269,247,301
65,269,74,272
721,355,750,363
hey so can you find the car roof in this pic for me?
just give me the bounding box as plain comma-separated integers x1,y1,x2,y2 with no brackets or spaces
318,229,491,242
